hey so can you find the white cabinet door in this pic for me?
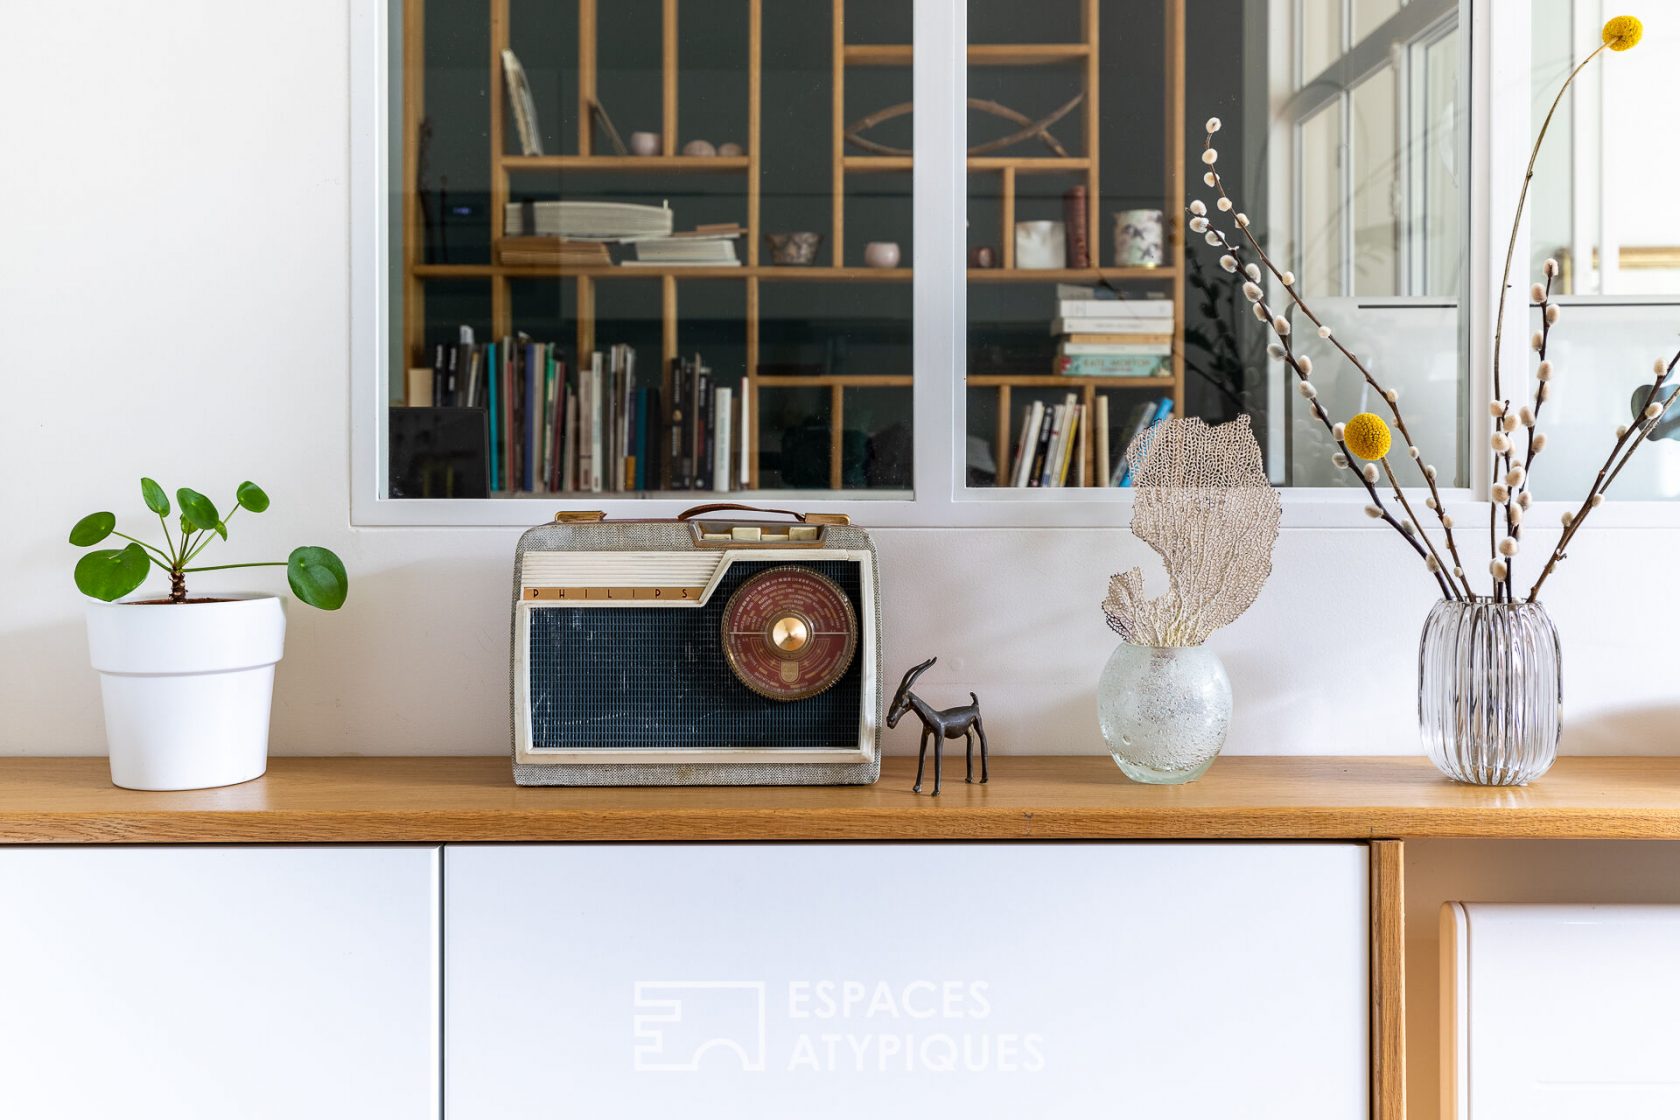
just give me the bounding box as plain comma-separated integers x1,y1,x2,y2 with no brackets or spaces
0,846,440,1119
445,843,1367,1117
1444,902,1680,1118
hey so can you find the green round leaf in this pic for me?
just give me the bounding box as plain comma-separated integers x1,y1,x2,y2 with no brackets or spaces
69,512,116,547
176,488,220,532
287,546,348,611
74,543,151,602
140,477,170,516
236,481,270,513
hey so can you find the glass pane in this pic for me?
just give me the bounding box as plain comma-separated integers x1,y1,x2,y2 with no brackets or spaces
1298,100,1346,299
386,0,913,499
962,0,1465,491
1352,0,1402,44
1300,0,1344,83
1525,4,1680,498
1351,66,1398,296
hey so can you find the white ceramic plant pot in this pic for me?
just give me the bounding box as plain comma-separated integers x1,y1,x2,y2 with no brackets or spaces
85,593,286,791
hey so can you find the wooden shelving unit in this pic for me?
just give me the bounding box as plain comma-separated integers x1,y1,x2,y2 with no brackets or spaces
961,0,1187,488
399,0,1187,495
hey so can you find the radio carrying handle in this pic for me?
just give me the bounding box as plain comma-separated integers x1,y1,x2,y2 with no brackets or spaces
676,503,850,526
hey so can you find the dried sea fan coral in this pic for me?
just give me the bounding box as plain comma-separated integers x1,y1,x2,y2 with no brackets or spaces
1103,416,1280,647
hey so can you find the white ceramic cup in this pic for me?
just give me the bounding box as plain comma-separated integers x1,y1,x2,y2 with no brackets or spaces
864,241,901,268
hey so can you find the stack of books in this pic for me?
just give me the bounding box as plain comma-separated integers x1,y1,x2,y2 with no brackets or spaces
503,200,674,240
667,353,749,491
1006,392,1090,487
625,226,744,267
496,237,612,267
1051,288,1174,378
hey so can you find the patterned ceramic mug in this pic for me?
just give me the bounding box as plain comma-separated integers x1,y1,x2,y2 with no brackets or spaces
1113,209,1165,268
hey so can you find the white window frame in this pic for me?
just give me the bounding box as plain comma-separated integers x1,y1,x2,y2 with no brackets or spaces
347,0,1680,530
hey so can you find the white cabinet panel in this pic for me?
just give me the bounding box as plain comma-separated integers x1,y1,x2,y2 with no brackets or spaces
445,843,1367,1117
0,846,439,1119
1444,902,1680,1119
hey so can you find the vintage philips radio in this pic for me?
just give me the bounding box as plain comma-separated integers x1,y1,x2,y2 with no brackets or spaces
510,505,881,785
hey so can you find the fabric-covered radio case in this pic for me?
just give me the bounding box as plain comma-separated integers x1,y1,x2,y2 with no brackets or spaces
509,504,881,786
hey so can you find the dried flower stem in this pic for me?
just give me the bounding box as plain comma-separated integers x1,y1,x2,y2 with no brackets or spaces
1528,350,1680,600
1492,43,1609,403
1213,250,1459,600
1197,153,1473,595
1380,458,1458,589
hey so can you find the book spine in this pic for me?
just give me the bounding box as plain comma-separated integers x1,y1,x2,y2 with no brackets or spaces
712,386,733,493
1055,300,1175,319
1051,316,1175,336
562,386,577,493
1095,396,1111,490
1028,406,1055,487
693,361,710,491
1062,186,1089,270
669,357,687,488
1011,402,1042,487
486,343,499,490
1059,342,1172,356
589,355,604,492
1056,355,1172,377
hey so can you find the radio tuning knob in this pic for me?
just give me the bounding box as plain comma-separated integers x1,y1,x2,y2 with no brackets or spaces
770,615,810,653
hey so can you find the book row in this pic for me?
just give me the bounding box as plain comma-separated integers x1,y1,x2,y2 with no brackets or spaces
406,335,746,494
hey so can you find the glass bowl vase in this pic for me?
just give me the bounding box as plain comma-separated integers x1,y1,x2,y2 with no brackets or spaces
1098,643,1231,784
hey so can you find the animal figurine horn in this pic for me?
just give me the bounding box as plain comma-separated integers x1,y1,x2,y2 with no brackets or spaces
886,657,988,795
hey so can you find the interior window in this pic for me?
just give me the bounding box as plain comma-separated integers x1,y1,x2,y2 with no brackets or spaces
386,0,913,500
963,0,1468,491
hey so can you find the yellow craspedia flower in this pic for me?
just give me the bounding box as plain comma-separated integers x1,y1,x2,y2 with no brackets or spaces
1343,412,1393,461
1603,15,1643,51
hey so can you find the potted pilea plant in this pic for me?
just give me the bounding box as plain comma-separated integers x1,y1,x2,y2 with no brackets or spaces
70,478,348,791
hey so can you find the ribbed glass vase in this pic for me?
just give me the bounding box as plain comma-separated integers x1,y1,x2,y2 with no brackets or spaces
1418,598,1562,786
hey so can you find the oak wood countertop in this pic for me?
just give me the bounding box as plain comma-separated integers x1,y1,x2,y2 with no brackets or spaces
3,755,1680,843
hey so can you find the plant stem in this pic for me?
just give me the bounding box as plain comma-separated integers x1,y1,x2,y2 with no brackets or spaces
159,514,179,567
1493,43,1607,403
1529,350,1680,599
113,532,173,563
180,561,286,573
1198,178,1470,594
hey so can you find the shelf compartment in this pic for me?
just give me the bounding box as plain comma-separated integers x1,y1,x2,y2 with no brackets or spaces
500,155,751,173
844,43,1092,67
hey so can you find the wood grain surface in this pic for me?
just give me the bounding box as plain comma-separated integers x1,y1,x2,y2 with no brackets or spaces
3,755,1680,843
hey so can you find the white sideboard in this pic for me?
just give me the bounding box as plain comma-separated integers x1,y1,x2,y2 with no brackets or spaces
0,841,1365,1117
0,846,441,1119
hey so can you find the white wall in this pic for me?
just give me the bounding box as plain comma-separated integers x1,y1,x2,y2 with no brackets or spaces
4,1,1680,759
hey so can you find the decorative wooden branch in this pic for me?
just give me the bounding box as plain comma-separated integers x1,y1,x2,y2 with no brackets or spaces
844,94,1083,158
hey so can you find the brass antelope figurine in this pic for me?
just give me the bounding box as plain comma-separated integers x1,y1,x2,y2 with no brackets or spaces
886,657,988,795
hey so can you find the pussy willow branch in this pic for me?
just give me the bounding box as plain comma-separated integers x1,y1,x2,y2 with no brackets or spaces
1528,350,1680,600
1501,272,1558,600
1493,43,1608,403
1380,458,1459,591
1204,226,1458,599
1198,151,1473,595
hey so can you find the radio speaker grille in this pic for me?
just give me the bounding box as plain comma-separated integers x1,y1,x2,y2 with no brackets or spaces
526,560,863,751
